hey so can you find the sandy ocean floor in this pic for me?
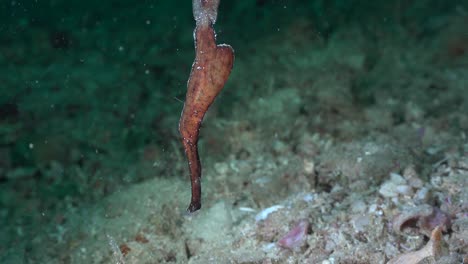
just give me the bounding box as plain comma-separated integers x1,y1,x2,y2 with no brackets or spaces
1,1,467,263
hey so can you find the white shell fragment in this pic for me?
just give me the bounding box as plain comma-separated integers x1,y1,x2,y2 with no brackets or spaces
387,226,443,264
255,205,284,222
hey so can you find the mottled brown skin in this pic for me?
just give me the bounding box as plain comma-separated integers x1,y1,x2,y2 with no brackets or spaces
179,0,234,213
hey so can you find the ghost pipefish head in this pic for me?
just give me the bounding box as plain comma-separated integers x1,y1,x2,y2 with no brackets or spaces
192,0,219,26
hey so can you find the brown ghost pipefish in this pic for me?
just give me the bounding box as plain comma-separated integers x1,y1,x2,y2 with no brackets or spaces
179,0,234,213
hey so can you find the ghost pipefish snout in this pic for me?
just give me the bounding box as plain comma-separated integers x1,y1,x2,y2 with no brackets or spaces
178,0,234,213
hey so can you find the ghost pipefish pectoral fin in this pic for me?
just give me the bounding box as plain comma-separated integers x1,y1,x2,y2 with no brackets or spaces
178,0,234,213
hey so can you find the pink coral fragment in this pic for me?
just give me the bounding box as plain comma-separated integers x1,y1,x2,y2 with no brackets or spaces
277,220,309,251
